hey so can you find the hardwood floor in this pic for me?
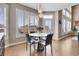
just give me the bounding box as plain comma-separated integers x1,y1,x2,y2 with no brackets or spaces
5,36,79,56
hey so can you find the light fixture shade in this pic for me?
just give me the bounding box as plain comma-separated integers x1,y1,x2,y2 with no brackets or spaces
38,4,42,13
39,13,43,18
38,4,43,18
38,9,42,13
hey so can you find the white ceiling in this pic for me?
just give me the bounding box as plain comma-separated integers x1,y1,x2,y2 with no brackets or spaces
20,3,78,11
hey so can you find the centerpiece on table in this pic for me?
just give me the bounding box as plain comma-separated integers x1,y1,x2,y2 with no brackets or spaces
36,26,43,33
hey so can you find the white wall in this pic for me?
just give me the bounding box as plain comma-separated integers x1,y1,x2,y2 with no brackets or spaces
72,5,79,30
53,11,59,40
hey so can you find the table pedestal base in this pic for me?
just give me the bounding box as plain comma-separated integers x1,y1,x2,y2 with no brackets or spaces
37,43,44,52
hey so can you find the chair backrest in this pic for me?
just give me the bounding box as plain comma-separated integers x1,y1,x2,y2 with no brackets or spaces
30,31,35,33
0,34,5,56
46,34,53,45
26,34,31,43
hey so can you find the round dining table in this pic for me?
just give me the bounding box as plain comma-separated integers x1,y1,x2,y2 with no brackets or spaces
29,33,50,37
29,32,51,51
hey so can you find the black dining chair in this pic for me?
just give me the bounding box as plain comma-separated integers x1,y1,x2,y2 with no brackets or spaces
30,31,36,33
39,34,53,56
0,35,5,56
26,34,38,56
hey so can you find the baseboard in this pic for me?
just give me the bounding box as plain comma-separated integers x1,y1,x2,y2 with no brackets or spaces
53,39,59,40
5,44,10,48
5,41,26,48
59,34,71,40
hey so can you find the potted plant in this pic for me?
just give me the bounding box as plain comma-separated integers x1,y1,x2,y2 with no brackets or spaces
73,26,77,32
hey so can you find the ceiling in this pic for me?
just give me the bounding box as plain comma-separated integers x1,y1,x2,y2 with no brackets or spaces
20,3,78,11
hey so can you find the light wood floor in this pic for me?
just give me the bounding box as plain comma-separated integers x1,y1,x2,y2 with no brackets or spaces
5,36,79,56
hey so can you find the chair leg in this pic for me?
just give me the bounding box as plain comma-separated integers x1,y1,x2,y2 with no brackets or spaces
30,44,31,56
2,43,5,56
51,43,53,56
2,47,5,56
26,42,28,50
34,44,35,51
45,46,46,56
34,44,35,55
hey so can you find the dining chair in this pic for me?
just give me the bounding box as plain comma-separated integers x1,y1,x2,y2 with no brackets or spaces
30,31,36,33
26,34,38,56
0,35,5,56
39,34,53,56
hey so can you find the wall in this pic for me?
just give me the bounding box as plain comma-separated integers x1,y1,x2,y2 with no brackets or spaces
72,5,79,21
53,11,59,40
72,4,79,30
58,10,62,38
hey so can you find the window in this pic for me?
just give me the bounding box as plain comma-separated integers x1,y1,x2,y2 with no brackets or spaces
0,8,4,28
62,9,65,15
62,7,71,35
43,15,53,19
0,7,7,37
35,17,38,26
62,18,66,32
66,20,71,31
16,9,24,28
29,15,38,33
43,15,54,33
16,9,25,38
24,14,29,26
16,8,38,38
29,16,38,26
0,5,8,45
29,16,35,26
45,19,51,30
